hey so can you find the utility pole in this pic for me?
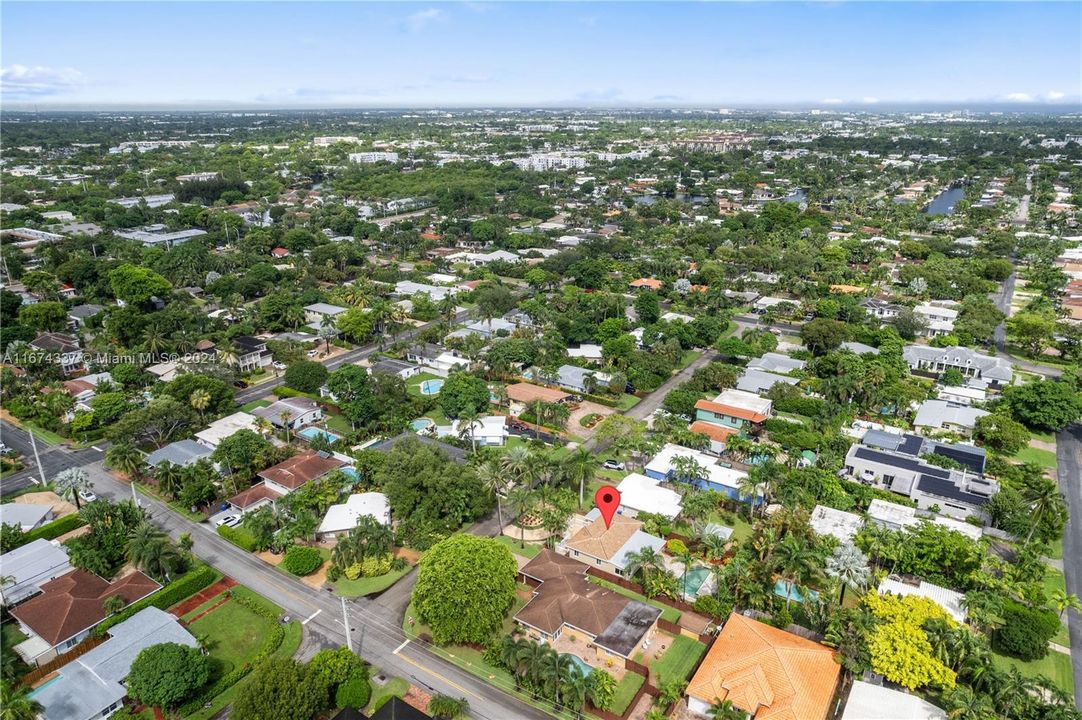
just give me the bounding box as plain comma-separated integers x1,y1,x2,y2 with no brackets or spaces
27,428,44,486
131,477,139,506
341,596,353,652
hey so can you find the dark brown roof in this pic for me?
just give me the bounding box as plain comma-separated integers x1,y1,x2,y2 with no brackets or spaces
30,332,79,352
257,450,345,491
10,569,160,645
515,549,631,640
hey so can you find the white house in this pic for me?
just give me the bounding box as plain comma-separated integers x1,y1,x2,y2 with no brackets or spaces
808,505,863,544
251,397,323,430
195,412,262,448
615,473,683,520
437,415,508,447
913,399,989,437
317,492,391,539
0,539,72,606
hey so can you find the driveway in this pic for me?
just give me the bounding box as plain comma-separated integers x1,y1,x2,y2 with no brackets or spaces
566,400,616,439
626,350,718,421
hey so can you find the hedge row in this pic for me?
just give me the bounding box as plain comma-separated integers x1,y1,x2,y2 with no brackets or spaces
25,513,87,543
217,524,259,552
95,565,220,636
177,591,286,715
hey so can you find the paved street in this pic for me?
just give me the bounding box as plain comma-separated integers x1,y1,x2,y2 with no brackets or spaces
1056,422,1082,708
991,268,1016,353
625,349,718,421
0,420,106,495
76,460,551,720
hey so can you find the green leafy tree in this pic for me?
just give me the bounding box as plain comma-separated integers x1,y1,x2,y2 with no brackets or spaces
801,318,847,355
17,301,68,332
127,642,210,711
412,534,517,644
109,263,172,305
1003,379,1082,432
231,658,328,720
438,372,490,419
284,360,328,394
973,414,1030,455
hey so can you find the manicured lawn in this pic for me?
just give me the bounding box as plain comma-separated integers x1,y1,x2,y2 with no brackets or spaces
679,350,702,368
651,634,707,685
611,672,646,715
333,563,414,597
992,649,1074,695
324,412,355,435
1013,446,1057,470
239,399,271,412
1031,430,1057,444
495,534,544,559
1044,567,1067,597
588,577,681,624
188,592,277,676
616,394,641,411
184,620,302,720
367,676,411,715
2,623,27,655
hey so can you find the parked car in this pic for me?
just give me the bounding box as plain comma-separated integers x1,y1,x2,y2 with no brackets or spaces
602,459,625,471
307,349,319,358
215,514,242,528
78,488,97,503
272,361,287,370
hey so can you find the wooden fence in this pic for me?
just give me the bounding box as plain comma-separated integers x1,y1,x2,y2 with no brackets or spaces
20,634,107,686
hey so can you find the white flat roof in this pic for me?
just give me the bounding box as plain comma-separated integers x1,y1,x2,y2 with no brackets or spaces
615,473,683,520
713,388,772,416
809,505,863,543
879,577,966,623
318,492,390,534
841,681,946,720
195,411,260,445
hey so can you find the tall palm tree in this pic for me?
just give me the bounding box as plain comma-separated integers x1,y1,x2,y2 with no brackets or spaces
54,467,92,511
564,447,599,508
676,546,697,600
279,410,294,442
1021,476,1066,544
944,686,997,720
773,535,819,608
154,460,182,499
1,680,43,720
507,486,536,549
477,458,508,531
622,545,665,585
1052,589,1082,620
515,639,550,688
106,443,145,480
825,543,870,606
457,407,481,453
126,522,180,582
189,389,212,424
501,445,534,488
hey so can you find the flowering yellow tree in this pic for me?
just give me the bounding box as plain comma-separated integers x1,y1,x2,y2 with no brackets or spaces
864,593,957,690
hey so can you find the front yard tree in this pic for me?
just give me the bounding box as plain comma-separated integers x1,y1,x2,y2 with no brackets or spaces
284,360,328,394
1003,379,1082,433
801,318,846,355
127,642,210,711
232,658,328,720
412,534,517,644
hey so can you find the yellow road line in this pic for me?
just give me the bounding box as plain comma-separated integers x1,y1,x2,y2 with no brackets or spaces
396,650,482,700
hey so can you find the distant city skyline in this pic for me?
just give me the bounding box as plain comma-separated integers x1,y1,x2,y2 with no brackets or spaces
2,1,1080,110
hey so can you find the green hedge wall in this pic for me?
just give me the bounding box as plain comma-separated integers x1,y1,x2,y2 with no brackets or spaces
95,565,220,636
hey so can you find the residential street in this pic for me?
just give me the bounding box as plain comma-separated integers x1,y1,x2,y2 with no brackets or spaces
1055,422,1082,708
76,459,552,720
0,419,106,495
625,349,718,421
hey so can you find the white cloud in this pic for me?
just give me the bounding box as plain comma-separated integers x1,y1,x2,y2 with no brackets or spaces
1,64,84,96
403,8,443,32
820,98,844,105
1005,92,1033,102
861,96,879,104
1047,90,1065,101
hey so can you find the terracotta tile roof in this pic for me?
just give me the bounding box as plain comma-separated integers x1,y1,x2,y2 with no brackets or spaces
629,278,663,290
228,482,284,510
688,421,739,443
258,450,345,491
695,399,768,424
564,514,641,563
62,379,94,396
686,613,840,720
506,383,570,404
830,284,865,294
10,569,160,645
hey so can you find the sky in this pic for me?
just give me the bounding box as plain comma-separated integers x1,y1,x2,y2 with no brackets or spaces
2,1,1080,110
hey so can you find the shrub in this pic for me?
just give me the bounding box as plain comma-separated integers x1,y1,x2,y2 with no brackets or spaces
359,554,392,578
995,600,1059,661
335,674,371,709
218,524,258,552
692,595,731,620
281,545,323,576
25,513,87,543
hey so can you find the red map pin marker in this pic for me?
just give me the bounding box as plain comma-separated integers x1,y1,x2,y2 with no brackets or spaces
595,485,621,529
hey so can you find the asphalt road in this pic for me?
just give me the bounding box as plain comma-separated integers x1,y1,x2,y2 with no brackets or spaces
77,460,552,720
1056,422,1082,708
234,309,472,405
0,420,106,495
626,349,718,421
991,268,1016,353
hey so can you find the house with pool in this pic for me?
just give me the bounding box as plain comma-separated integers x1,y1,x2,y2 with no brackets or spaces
645,444,756,504
515,549,661,667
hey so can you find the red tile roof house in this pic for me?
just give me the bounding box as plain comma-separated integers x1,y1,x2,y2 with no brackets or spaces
227,450,346,513
10,569,160,665
629,278,663,291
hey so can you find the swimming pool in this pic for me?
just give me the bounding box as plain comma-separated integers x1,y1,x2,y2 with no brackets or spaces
563,653,592,678
773,579,819,603
410,418,434,432
297,427,342,444
683,566,711,596
419,379,445,395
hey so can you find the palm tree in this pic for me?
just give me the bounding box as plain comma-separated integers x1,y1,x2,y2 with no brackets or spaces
457,406,481,453
477,458,508,531
190,389,212,424
773,535,819,608
106,443,145,480
944,686,997,720
501,445,534,488
508,486,536,549
515,639,550,688
708,699,748,720
126,522,180,582
565,447,599,508
676,547,697,600
1021,476,1066,544
825,544,870,605
279,410,294,442
54,467,92,511
1052,589,1082,620
319,314,337,353
623,545,665,585
736,474,762,517
154,460,182,499
215,340,239,367
531,399,546,440
700,532,729,563
1,680,43,720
